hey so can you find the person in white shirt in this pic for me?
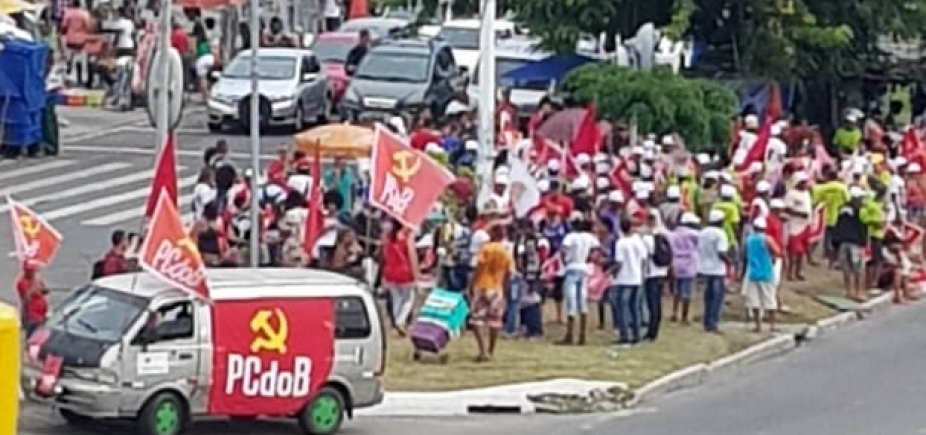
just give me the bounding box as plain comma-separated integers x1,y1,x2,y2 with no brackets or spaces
192,167,217,221
557,217,600,345
287,161,314,198
784,172,813,280
698,209,731,332
642,211,670,341
732,114,759,168
765,121,789,173
750,180,772,221
610,218,647,344
324,0,343,31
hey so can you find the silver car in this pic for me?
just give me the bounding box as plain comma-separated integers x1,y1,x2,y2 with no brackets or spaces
207,48,333,133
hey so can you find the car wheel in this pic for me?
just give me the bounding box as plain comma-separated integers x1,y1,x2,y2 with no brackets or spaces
296,386,346,435
294,104,306,132
207,122,223,133
136,392,188,435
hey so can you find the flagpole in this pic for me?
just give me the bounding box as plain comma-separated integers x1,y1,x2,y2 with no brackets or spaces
248,0,261,267
155,0,171,160
475,0,496,209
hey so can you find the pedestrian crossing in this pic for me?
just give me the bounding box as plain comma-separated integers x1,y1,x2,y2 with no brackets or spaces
0,158,197,228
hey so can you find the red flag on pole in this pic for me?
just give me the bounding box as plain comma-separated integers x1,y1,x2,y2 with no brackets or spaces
571,104,600,157
144,133,178,219
303,142,325,256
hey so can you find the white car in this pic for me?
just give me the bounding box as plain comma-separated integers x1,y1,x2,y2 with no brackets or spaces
436,18,526,72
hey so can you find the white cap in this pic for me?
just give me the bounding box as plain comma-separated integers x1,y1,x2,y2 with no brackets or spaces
908,163,922,174
465,140,479,151
756,180,771,193
569,211,585,222
643,139,656,148
571,176,590,191
594,152,610,163
696,153,711,165
661,135,675,146
753,217,767,230
845,112,859,123
666,185,681,199
608,190,624,202
388,116,407,136
793,172,810,183
595,176,611,190
425,142,444,154
537,179,551,192
770,123,784,136
709,208,725,223
744,114,759,128
769,198,785,209
850,185,867,198
631,146,645,155
635,189,650,200
851,164,866,175
680,212,700,225
575,153,592,166
494,173,510,185
891,157,908,169
547,159,561,171
704,170,720,179
719,184,735,198
640,165,653,178
445,100,469,115
595,161,610,174
748,161,764,174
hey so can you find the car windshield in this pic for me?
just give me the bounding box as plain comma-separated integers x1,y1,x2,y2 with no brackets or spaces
474,57,551,91
438,27,479,50
312,38,356,63
47,285,148,342
354,51,429,83
223,55,297,80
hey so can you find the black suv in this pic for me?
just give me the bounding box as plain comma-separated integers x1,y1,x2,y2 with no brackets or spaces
339,36,468,120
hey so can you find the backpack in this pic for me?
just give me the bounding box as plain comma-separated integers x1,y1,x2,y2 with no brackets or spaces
652,233,673,267
91,260,105,280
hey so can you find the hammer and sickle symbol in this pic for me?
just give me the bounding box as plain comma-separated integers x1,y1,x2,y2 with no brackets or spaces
19,216,40,238
177,235,202,261
391,150,422,184
250,308,289,354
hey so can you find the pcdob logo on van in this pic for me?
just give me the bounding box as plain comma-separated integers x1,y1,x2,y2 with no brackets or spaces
209,298,335,416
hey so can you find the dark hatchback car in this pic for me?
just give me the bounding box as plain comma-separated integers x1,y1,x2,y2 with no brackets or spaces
339,36,468,120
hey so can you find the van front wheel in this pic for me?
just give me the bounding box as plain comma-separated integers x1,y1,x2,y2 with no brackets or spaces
297,386,346,435
137,392,187,435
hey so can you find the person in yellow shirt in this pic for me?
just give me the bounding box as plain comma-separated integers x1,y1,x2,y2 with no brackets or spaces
812,168,849,267
713,184,742,274
859,190,887,293
469,224,514,362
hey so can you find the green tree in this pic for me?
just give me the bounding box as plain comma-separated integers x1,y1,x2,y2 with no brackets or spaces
564,64,738,150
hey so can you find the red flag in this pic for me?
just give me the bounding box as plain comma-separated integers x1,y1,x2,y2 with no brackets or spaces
901,126,921,160
766,82,782,122
303,143,325,255
139,191,210,299
7,196,62,266
145,133,178,219
609,158,632,197
734,118,772,173
571,104,600,156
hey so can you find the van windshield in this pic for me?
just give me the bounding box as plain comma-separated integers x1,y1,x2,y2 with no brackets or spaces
47,284,149,342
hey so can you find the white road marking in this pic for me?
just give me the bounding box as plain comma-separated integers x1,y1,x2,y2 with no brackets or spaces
0,160,75,182
36,175,199,221
82,192,195,226
0,162,131,197
0,166,188,214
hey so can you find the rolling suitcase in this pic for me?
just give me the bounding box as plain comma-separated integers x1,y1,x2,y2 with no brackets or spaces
410,320,451,355
410,288,468,363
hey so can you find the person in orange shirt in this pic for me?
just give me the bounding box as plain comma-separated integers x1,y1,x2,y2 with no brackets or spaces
468,224,514,362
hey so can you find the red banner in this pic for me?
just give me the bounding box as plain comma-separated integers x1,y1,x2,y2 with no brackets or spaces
208,298,335,416
8,197,62,266
807,204,827,244
139,192,210,299
368,124,454,229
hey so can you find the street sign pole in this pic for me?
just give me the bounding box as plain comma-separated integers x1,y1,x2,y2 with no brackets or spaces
475,0,496,210
248,0,261,267
155,0,172,154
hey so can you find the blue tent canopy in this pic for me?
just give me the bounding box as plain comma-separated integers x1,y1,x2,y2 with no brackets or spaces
501,53,598,83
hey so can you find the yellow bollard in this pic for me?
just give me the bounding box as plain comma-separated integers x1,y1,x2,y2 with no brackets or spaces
0,303,20,435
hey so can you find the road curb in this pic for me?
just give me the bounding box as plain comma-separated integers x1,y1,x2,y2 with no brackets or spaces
630,292,898,408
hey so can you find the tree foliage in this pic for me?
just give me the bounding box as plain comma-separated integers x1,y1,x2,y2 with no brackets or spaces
564,64,738,150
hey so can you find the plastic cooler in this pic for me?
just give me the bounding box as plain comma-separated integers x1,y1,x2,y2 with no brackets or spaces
417,288,469,335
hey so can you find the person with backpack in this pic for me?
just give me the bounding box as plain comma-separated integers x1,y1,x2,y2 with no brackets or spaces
95,230,131,279
642,210,672,341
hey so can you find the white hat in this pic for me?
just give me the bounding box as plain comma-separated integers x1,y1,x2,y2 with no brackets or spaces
635,189,650,200
770,123,783,137
445,100,469,115
719,184,735,198
537,179,551,192
851,164,866,175
704,170,720,179
494,173,510,185
595,161,611,174
595,176,611,190
547,159,561,171
643,139,657,148
850,185,867,198
744,114,759,129
425,142,444,154
756,180,771,193
753,217,767,230
666,185,681,199
631,146,645,155
464,140,479,151
571,176,590,191
708,208,725,223
891,157,908,169
908,163,922,174
575,153,592,166
608,190,624,202
845,112,859,123
748,161,764,174
793,172,810,183
661,135,676,146
494,165,510,177
594,152,610,163
680,212,700,225
769,198,785,209
696,153,711,165
569,211,585,222
388,116,407,136
640,165,653,178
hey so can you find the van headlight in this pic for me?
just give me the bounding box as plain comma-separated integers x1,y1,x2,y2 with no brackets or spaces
210,94,235,105
93,369,119,385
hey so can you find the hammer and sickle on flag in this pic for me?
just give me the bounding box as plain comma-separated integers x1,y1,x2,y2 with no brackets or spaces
250,308,289,354
391,151,421,183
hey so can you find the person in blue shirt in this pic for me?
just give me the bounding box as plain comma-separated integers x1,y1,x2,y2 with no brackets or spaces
742,217,783,332
323,158,355,215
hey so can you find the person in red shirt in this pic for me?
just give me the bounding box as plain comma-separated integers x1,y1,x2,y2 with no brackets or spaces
16,260,48,335
266,147,290,185
170,22,191,54
541,180,574,219
408,116,441,151
101,230,131,277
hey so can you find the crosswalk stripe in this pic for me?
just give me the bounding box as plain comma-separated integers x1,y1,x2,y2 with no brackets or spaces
0,166,189,214
40,175,199,221
0,162,131,197
0,160,74,182
82,192,195,226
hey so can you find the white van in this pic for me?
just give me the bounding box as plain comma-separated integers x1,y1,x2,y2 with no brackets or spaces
20,268,386,435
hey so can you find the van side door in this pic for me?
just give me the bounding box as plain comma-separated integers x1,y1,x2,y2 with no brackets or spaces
119,300,206,414
332,295,382,406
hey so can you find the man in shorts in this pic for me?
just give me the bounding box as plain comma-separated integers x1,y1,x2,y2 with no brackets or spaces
468,224,514,362
833,186,869,300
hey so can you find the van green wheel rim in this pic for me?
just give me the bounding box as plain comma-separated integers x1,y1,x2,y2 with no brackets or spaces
154,402,179,435
310,396,340,432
